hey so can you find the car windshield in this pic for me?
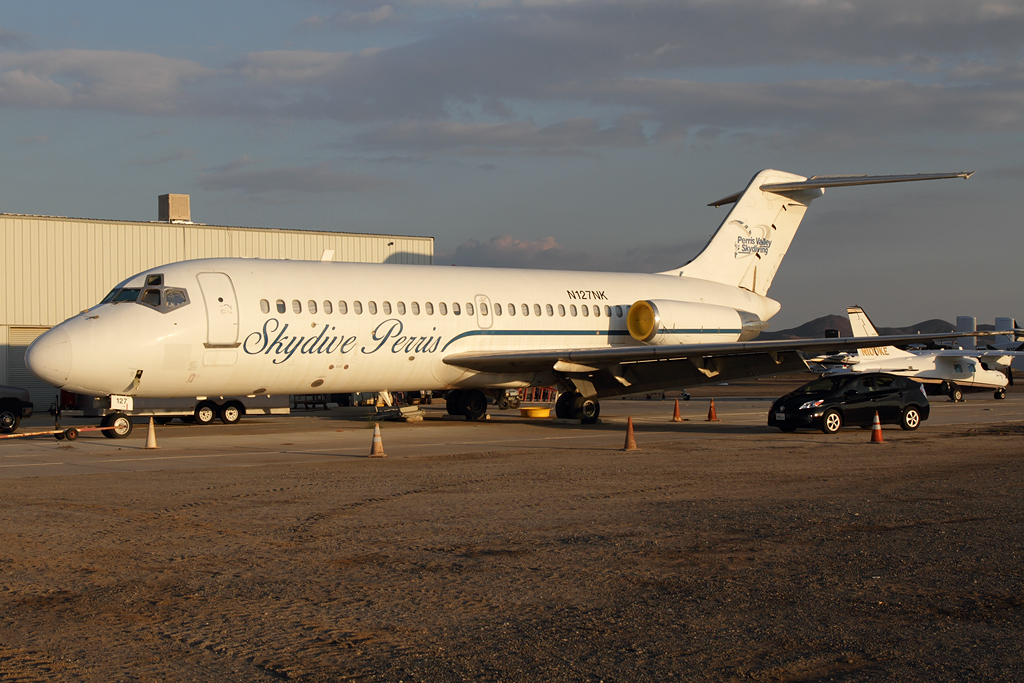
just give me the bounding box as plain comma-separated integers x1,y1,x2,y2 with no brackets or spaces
796,376,849,394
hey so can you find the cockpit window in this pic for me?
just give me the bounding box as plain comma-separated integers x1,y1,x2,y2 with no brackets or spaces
146,274,164,286
141,289,161,307
164,289,188,308
114,288,141,303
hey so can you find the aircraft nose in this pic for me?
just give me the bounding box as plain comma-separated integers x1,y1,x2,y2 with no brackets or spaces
26,327,72,387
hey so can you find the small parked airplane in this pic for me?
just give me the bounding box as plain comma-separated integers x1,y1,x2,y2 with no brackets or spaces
815,305,1018,400
26,169,981,423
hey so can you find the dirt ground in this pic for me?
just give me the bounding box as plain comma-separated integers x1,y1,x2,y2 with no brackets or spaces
1,421,1022,682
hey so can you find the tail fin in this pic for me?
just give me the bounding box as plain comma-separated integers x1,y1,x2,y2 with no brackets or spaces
847,305,915,359
666,169,817,296
664,169,974,298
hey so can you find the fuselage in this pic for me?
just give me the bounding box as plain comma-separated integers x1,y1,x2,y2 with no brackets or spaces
26,258,781,399
830,352,1008,391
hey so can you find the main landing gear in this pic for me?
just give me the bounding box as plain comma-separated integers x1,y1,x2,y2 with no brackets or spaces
554,391,601,424
444,389,488,421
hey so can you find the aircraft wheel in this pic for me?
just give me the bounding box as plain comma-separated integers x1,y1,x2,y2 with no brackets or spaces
445,390,464,416
554,392,575,419
900,406,922,431
220,401,244,424
460,390,488,421
194,401,218,425
995,388,1007,400
573,396,600,424
820,409,843,434
950,385,964,402
103,412,134,439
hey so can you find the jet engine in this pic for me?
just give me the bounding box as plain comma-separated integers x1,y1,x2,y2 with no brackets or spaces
626,299,766,345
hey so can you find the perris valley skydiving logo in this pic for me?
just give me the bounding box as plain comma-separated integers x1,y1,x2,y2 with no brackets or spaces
731,220,772,258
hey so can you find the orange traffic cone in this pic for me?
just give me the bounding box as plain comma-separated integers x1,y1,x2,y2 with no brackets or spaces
369,423,387,457
145,417,159,449
671,399,682,422
622,417,640,451
870,411,883,443
706,399,720,422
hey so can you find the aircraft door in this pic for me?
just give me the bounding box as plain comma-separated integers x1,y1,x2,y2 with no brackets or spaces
475,294,493,330
196,272,240,347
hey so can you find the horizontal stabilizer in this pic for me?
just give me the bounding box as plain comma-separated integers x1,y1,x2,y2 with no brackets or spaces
708,171,974,207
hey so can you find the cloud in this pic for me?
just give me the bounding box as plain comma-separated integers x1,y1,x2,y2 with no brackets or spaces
0,50,214,114
1,1,1023,154
197,162,392,197
445,234,704,272
0,26,32,50
358,114,648,153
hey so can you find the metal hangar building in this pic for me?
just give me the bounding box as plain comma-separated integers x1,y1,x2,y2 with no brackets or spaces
1,194,434,407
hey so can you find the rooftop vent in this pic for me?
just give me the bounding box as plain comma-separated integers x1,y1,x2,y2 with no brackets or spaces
159,194,191,223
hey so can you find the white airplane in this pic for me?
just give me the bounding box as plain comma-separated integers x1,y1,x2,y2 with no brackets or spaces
26,169,979,425
816,305,1017,400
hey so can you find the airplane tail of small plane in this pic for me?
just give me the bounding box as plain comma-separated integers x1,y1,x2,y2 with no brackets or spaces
847,305,916,359
664,169,974,298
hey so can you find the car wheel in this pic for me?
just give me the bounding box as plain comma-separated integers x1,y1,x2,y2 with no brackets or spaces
0,404,20,434
194,401,217,425
220,401,244,424
821,409,843,434
900,406,922,431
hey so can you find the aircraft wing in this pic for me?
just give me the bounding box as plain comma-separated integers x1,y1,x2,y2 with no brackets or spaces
443,331,995,397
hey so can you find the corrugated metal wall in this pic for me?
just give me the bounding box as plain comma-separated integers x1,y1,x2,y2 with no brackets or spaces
1,214,433,399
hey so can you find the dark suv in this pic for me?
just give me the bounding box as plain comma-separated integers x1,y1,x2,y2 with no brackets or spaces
0,385,34,434
769,373,929,434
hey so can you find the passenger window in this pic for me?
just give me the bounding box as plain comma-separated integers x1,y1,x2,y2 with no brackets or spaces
292,300,302,314
276,299,286,314
570,305,577,316
398,302,406,315
383,301,392,315
146,274,163,286
615,305,623,317
558,304,565,316
260,299,270,314
494,303,502,316
522,303,530,316
582,305,589,317
466,303,474,316
453,303,461,316
164,289,188,309
411,302,420,315
353,301,363,314
308,300,318,314
533,304,541,316
368,301,378,315
141,289,161,307
876,376,895,389
426,302,434,315
545,304,554,316
323,300,333,314
338,300,348,314
480,303,488,316
604,305,611,317
593,305,600,317
439,302,448,315
508,303,516,316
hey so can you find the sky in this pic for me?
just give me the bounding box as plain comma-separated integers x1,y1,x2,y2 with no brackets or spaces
2,0,1023,329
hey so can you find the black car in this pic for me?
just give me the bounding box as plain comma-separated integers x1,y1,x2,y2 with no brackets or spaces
768,373,929,434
